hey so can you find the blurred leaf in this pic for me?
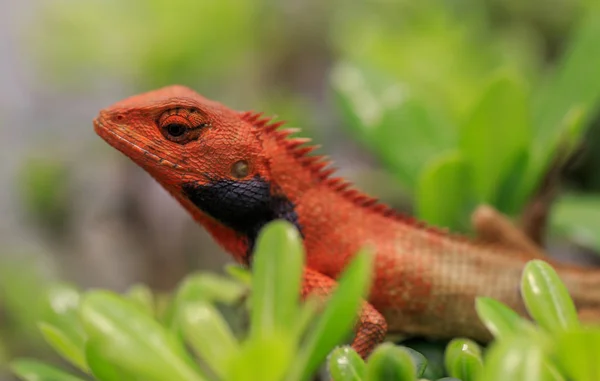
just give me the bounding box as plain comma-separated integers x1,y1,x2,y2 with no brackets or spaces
180,301,240,379
250,220,304,340
493,148,531,216
400,346,428,378
550,194,600,253
416,151,472,230
287,250,373,381
17,157,70,236
85,339,140,381
475,297,527,339
459,72,531,204
11,359,86,381
331,2,531,119
32,0,261,88
38,323,87,373
79,291,205,381
444,339,482,381
555,326,600,381
224,264,252,286
532,4,600,154
42,284,85,351
555,105,589,161
479,338,549,381
0,257,53,345
126,284,155,317
401,339,446,380
332,61,455,189
366,343,416,381
292,295,319,342
521,260,580,333
177,273,247,305
523,104,589,204
327,346,366,381
227,335,293,381
164,272,247,328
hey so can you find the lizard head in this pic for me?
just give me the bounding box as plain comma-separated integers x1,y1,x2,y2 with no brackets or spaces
94,85,299,263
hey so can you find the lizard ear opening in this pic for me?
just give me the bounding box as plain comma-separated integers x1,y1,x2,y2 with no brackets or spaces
231,160,250,179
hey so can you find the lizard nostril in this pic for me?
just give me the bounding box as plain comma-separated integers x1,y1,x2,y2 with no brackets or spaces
116,114,125,121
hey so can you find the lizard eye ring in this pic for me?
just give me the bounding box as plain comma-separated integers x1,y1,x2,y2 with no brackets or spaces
158,110,209,144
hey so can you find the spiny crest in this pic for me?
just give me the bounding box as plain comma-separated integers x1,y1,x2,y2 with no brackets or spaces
239,111,450,234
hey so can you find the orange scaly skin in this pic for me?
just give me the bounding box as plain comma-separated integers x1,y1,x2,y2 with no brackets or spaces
94,85,600,358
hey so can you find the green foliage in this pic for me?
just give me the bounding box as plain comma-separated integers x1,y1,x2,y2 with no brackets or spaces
332,3,600,231
0,256,58,362
444,339,482,381
30,0,260,89
326,259,600,381
550,194,600,252
11,218,600,381
473,260,598,381
17,157,71,236
10,221,372,381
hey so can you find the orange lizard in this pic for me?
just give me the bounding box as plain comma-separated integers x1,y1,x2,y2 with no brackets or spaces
94,85,600,358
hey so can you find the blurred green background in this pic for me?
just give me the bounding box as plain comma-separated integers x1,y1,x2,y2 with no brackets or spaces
1,0,600,379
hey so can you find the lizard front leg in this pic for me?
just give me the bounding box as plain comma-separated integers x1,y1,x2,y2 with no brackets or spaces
302,267,387,358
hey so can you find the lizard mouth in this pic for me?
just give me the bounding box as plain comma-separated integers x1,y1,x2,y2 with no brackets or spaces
93,117,190,173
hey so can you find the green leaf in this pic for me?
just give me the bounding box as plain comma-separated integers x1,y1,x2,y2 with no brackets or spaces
493,148,531,216
551,194,600,253
366,343,416,381
459,72,531,204
292,295,319,342
402,340,445,380
11,359,86,381
79,290,205,381
523,104,589,203
225,264,252,286
475,297,528,339
85,339,141,381
479,337,557,381
177,273,247,305
416,151,472,230
331,61,455,189
250,220,304,339
180,301,240,379
38,322,88,372
328,346,366,381
227,335,294,381
444,339,482,381
555,326,600,381
521,260,580,333
287,250,373,381
164,272,247,328
126,284,155,316
526,4,600,202
42,284,85,350
400,346,428,378
532,5,600,153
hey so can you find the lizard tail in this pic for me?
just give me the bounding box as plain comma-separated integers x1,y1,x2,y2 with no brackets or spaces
579,308,600,323
559,265,600,323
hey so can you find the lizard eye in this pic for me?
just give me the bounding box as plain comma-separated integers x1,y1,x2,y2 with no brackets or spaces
166,123,187,137
158,109,209,144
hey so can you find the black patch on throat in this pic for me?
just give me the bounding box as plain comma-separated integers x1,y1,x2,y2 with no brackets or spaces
182,176,301,259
